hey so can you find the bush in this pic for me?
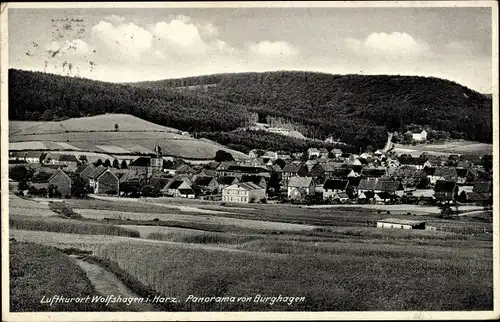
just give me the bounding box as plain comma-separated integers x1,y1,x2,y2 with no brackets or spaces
48,202,82,219
9,165,34,182
18,180,29,192
142,185,160,197
28,186,47,197
260,198,267,204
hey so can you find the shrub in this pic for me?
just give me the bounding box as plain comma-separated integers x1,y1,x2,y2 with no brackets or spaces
18,180,29,192
9,165,34,182
49,202,82,219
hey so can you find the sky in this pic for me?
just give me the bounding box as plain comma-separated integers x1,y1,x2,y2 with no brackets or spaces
8,5,494,93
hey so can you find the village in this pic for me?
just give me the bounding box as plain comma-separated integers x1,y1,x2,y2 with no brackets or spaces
8,130,493,219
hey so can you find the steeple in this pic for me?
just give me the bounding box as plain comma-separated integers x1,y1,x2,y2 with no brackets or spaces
154,142,162,156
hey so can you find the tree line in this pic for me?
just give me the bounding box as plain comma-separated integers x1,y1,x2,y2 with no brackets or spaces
132,71,492,145
10,69,492,153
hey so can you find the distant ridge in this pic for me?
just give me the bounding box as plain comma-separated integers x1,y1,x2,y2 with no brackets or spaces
9,69,492,151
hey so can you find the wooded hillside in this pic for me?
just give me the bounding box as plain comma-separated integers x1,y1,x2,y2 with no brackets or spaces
134,71,493,146
10,69,492,152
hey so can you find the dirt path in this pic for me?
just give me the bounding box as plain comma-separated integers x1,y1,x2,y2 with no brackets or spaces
70,255,156,311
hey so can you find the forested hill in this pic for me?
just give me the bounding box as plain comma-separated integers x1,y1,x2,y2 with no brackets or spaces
9,69,492,152
132,71,493,146
8,69,250,133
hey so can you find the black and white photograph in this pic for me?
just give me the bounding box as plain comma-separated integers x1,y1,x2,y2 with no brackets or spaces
1,1,498,321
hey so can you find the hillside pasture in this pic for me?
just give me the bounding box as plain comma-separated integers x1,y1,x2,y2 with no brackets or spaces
394,140,492,156
9,114,181,136
9,114,249,160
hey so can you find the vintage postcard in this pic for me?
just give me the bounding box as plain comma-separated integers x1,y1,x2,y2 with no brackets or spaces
1,1,498,321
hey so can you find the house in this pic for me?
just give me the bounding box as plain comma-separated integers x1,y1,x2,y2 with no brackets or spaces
276,150,291,160
89,166,119,195
55,154,80,169
347,157,362,166
309,163,335,180
221,182,266,203
75,163,95,184
9,151,27,162
197,169,216,178
162,179,195,198
357,178,404,198
25,151,46,164
288,187,309,200
128,144,164,175
192,176,219,195
330,149,343,158
399,156,427,169
47,169,73,198
456,168,469,185
424,167,438,185
319,148,329,159
170,174,194,185
263,151,278,161
215,162,270,178
287,177,315,199
323,179,349,200
307,148,321,159
434,167,458,182
216,176,239,192
390,166,427,188
460,154,482,166
359,152,372,161
330,167,354,178
248,149,261,158
282,162,308,185
347,177,362,190
178,188,196,198
466,168,491,184
360,167,387,178
331,192,349,203
434,180,458,202
240,175,267,190
456,160,472,169
377,218,426,230
412,130,428,142
467,181,493,203
374,192,397,204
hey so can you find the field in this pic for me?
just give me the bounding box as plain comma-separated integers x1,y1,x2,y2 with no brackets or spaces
7,193,494,311
394,140,492,156
9,113,249,160
10,242,110,312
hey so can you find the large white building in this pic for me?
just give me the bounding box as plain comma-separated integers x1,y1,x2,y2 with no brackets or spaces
412,130,428,142
222,182,266,203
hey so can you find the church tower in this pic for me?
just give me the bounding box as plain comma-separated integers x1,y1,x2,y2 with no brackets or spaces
150,142,163,172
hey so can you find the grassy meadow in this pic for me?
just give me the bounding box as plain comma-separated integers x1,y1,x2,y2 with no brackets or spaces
10,242,110,312
8,193,494,311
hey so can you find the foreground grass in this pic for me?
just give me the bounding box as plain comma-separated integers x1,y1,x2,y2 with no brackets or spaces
10,241,110,312
147,231,259,245
10,216,140,238
95,238,493,311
